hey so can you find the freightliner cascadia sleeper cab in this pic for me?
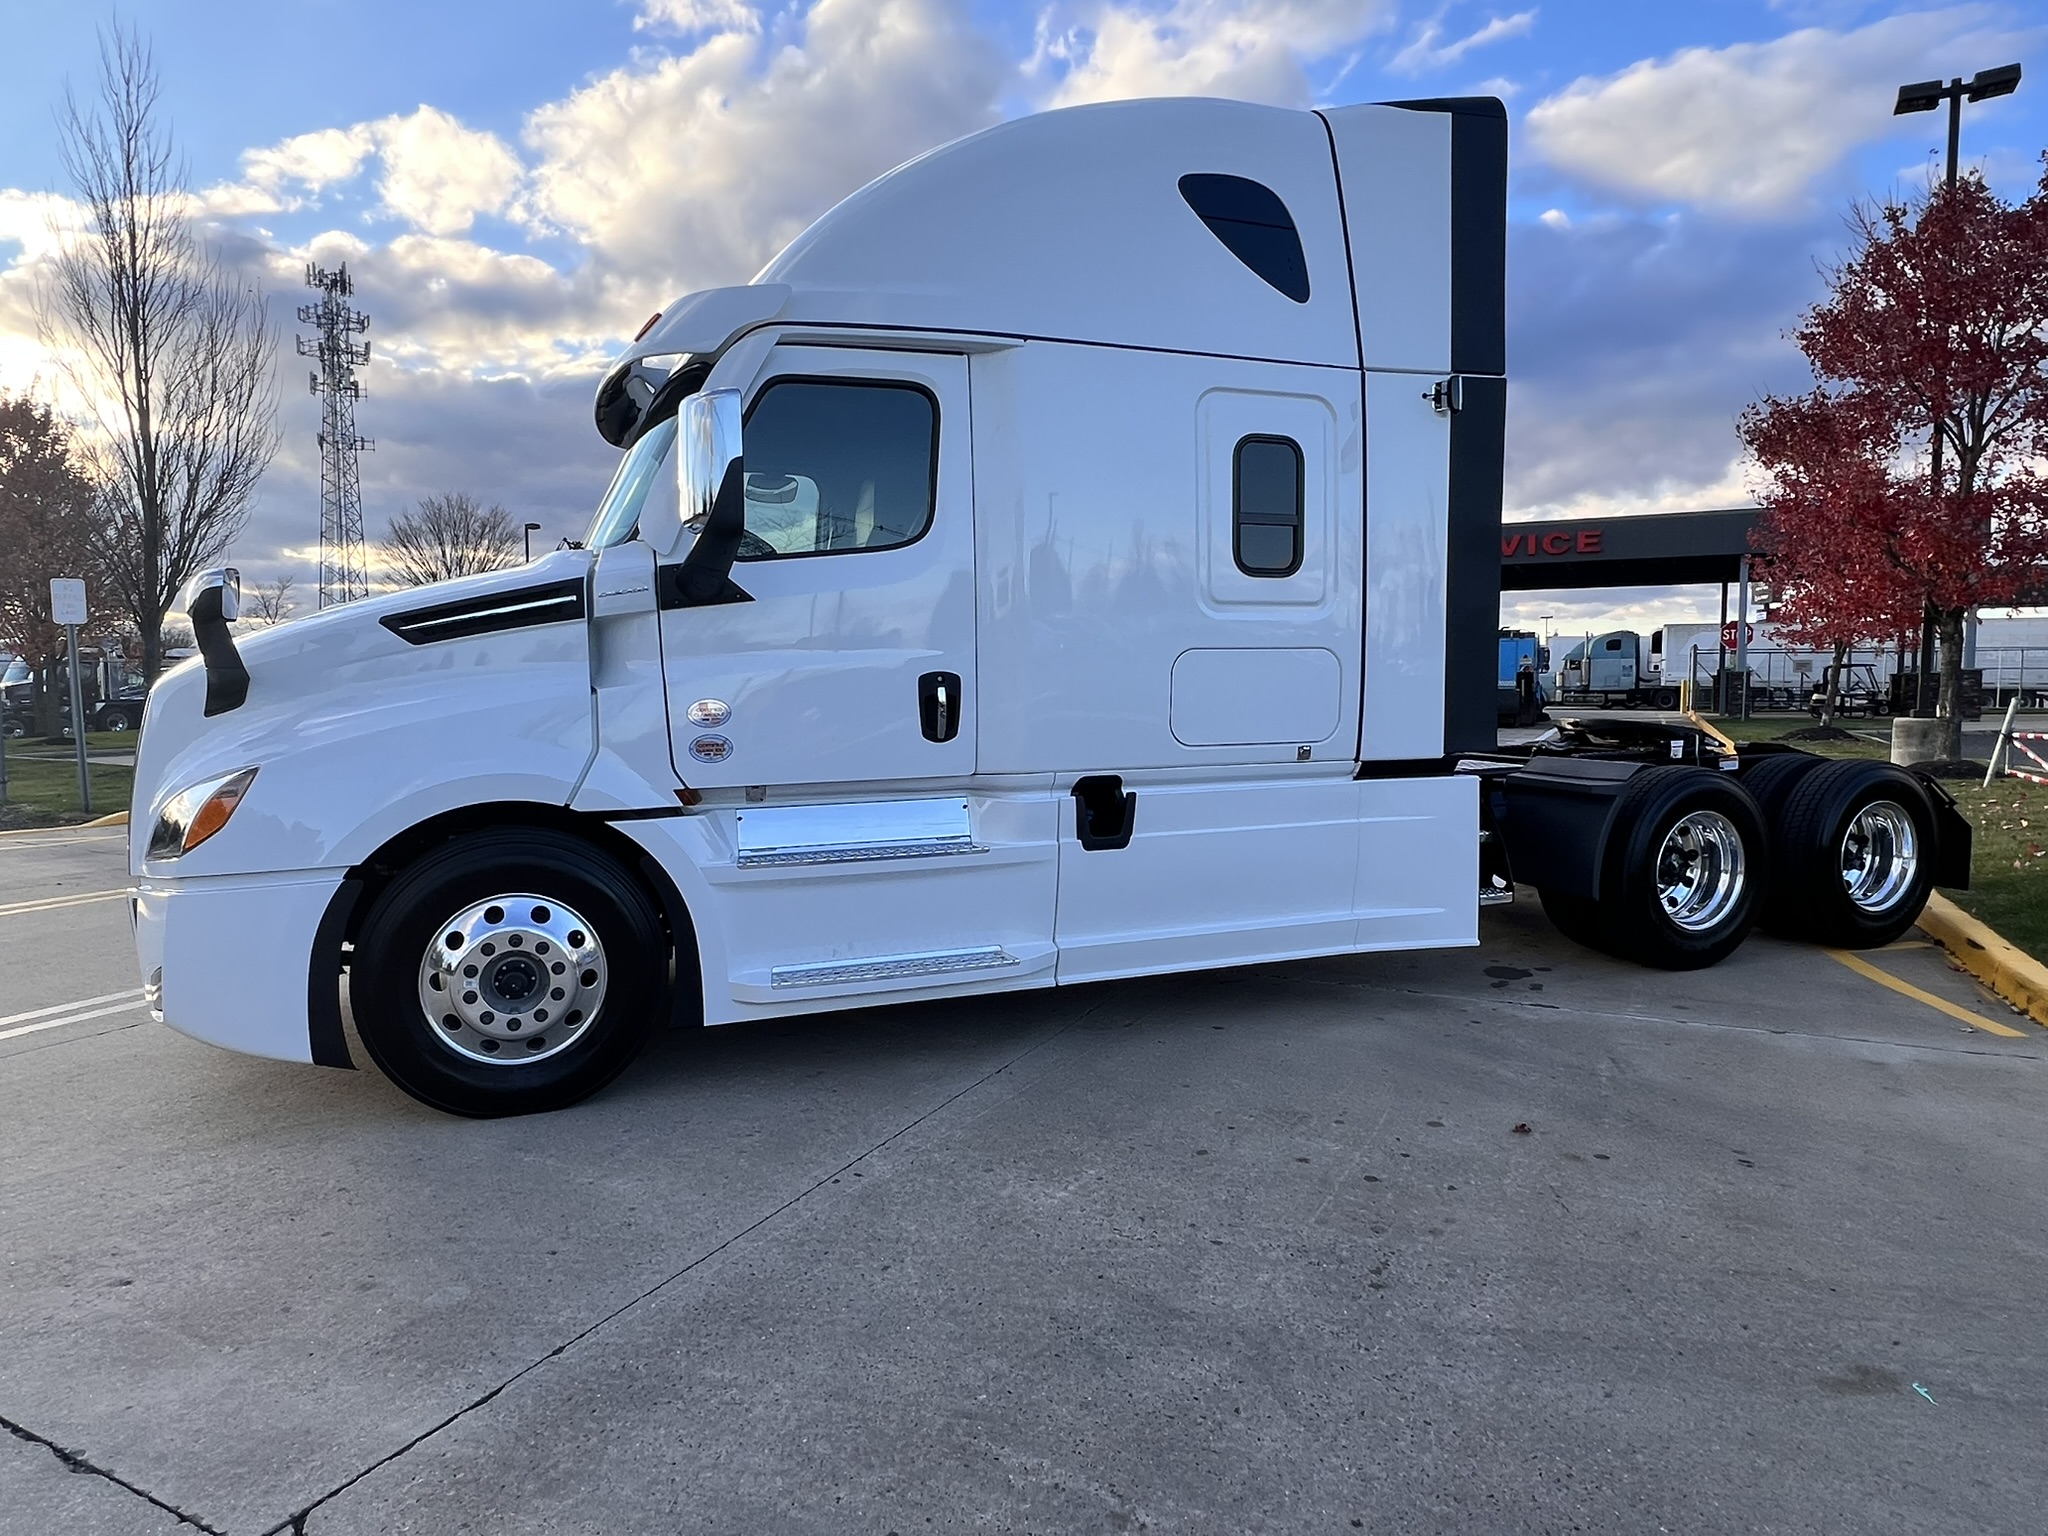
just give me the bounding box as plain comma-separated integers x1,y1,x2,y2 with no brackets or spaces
128,97,1970,1115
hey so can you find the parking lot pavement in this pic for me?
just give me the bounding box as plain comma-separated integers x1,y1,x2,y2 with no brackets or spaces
2,826,2044,1535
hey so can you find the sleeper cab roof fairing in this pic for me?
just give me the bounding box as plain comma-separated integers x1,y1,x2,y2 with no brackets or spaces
754,97,1359,369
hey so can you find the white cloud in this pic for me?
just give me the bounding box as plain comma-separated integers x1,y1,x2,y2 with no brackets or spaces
1388,8,1535,77
214,110,522,234
1037,0,1395,108
635,0,763,33
241,126,376,203
373,107,525,236
523,0,1005,294
1525,8,2030,216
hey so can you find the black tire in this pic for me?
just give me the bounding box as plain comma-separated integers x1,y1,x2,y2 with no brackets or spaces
100,708,134,732
1538,888,1608,953
1740,752,1827,825
351,828,669,1117
1652,688,1678,711
1765,761,1935,949
1596,768,1767,970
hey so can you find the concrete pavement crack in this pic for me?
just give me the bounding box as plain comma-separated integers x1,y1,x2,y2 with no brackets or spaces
265,1011,1088,1535
2,1413,228,1534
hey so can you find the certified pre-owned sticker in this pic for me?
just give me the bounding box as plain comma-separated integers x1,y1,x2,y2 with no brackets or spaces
688,734,733,764
687,698,731,728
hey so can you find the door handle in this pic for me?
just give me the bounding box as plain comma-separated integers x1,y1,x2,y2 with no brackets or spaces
918,671,962,743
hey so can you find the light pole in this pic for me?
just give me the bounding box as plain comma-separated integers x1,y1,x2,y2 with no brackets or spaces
524,521,542,561
1893,62,2022,716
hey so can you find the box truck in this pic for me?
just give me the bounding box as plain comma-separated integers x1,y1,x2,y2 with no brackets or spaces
127,97,1969,1115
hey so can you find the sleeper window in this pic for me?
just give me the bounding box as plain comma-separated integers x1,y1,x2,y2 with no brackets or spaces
1233,436,1304,577
738,380,937,559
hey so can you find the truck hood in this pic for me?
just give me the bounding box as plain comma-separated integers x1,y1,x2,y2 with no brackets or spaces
131,550,599,877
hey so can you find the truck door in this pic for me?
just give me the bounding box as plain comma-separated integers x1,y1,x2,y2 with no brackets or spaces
655,346,1058,1014
658,346,975,790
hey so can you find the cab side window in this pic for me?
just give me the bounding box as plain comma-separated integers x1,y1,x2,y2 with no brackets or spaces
1233,435,1304,577
739,379,938,559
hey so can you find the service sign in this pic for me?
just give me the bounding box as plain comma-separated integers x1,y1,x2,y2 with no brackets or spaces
49,578,87,626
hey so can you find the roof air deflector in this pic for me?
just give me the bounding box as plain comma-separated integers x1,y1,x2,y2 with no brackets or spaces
1177,173,1311,304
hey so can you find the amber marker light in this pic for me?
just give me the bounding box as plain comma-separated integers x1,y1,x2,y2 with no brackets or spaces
147,767,259,861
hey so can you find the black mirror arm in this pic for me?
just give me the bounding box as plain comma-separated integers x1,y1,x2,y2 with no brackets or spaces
191,585,250,717
666,458,754,608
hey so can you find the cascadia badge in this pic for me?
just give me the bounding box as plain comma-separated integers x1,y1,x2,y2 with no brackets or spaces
687,698,730,728
688,734,733,764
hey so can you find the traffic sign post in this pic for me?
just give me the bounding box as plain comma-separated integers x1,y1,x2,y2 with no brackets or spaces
50,579,91,814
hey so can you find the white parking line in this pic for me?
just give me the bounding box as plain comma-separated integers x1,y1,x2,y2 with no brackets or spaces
0,888,130,918
0,988,146,1030
0,1000,149,1042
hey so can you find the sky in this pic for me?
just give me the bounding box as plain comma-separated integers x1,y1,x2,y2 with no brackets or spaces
0,0,2043,637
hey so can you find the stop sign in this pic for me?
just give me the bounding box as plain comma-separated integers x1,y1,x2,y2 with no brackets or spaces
1721,621,1754,651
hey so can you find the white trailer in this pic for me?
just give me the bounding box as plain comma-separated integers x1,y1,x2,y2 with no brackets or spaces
127,97,1971,1115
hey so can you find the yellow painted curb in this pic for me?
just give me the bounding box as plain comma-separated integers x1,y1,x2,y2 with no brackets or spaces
1917,892,2048,1029
0,812,127,837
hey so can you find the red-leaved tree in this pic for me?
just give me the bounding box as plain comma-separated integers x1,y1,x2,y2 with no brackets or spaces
1742,163,2048,758
1744,393,1920,727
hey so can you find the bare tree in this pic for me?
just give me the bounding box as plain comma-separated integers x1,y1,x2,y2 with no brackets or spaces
247,573,296,624
385,493,522,587
40,26,279,683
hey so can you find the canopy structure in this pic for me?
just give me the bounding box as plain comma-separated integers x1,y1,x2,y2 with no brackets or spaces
1499,509,1759,590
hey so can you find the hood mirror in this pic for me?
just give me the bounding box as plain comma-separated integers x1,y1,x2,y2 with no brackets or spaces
176,567,241,623
175,568,249,717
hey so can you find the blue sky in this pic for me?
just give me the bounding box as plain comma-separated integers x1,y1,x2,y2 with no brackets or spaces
1,0,2042,630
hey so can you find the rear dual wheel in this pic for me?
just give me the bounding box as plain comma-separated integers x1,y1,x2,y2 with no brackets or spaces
1539,768,1766,970
1762,761,1934,949
351,829,669,1117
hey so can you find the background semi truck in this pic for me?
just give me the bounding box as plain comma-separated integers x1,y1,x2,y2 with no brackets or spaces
127,96,1969,1117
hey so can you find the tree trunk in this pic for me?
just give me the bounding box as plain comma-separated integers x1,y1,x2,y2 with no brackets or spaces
1821,640,1847,729
1935,606,1967,761
141,605,161,686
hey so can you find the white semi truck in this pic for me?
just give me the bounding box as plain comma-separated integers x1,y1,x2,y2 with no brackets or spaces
127,97,1970,1116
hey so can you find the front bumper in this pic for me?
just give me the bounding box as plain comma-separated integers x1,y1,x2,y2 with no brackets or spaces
133,869,348,1065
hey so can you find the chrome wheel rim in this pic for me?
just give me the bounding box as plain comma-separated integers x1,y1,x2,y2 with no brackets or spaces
416,893,607,1067
1656,810,1745,932
1840,800,1918,913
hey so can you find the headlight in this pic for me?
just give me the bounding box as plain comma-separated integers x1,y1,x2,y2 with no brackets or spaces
148,767,258,861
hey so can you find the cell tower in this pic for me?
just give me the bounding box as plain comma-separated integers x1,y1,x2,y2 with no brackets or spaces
296,264,374,608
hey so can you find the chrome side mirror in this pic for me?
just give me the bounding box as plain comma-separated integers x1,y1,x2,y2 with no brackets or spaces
667,390,752,608
679,389,743,539
176,567,241,624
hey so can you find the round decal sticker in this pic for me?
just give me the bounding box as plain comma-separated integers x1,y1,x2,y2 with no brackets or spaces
688,734,733,764
687,698,730,728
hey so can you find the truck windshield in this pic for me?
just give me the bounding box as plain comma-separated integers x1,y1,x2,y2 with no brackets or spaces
584,416,678,550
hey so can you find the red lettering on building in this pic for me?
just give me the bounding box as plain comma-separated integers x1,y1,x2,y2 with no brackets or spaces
1501,526,1607,558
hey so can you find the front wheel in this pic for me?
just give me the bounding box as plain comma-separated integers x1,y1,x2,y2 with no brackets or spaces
351,828,669,1117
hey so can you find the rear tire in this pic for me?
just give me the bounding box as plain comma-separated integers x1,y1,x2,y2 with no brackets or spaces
1766,761,1935,949
351,828,668,1117
1740,752,1826,827
1596,768,1766,970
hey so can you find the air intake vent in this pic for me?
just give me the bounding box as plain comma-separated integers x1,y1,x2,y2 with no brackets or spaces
380,579,586,646
1178,173,1310,303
